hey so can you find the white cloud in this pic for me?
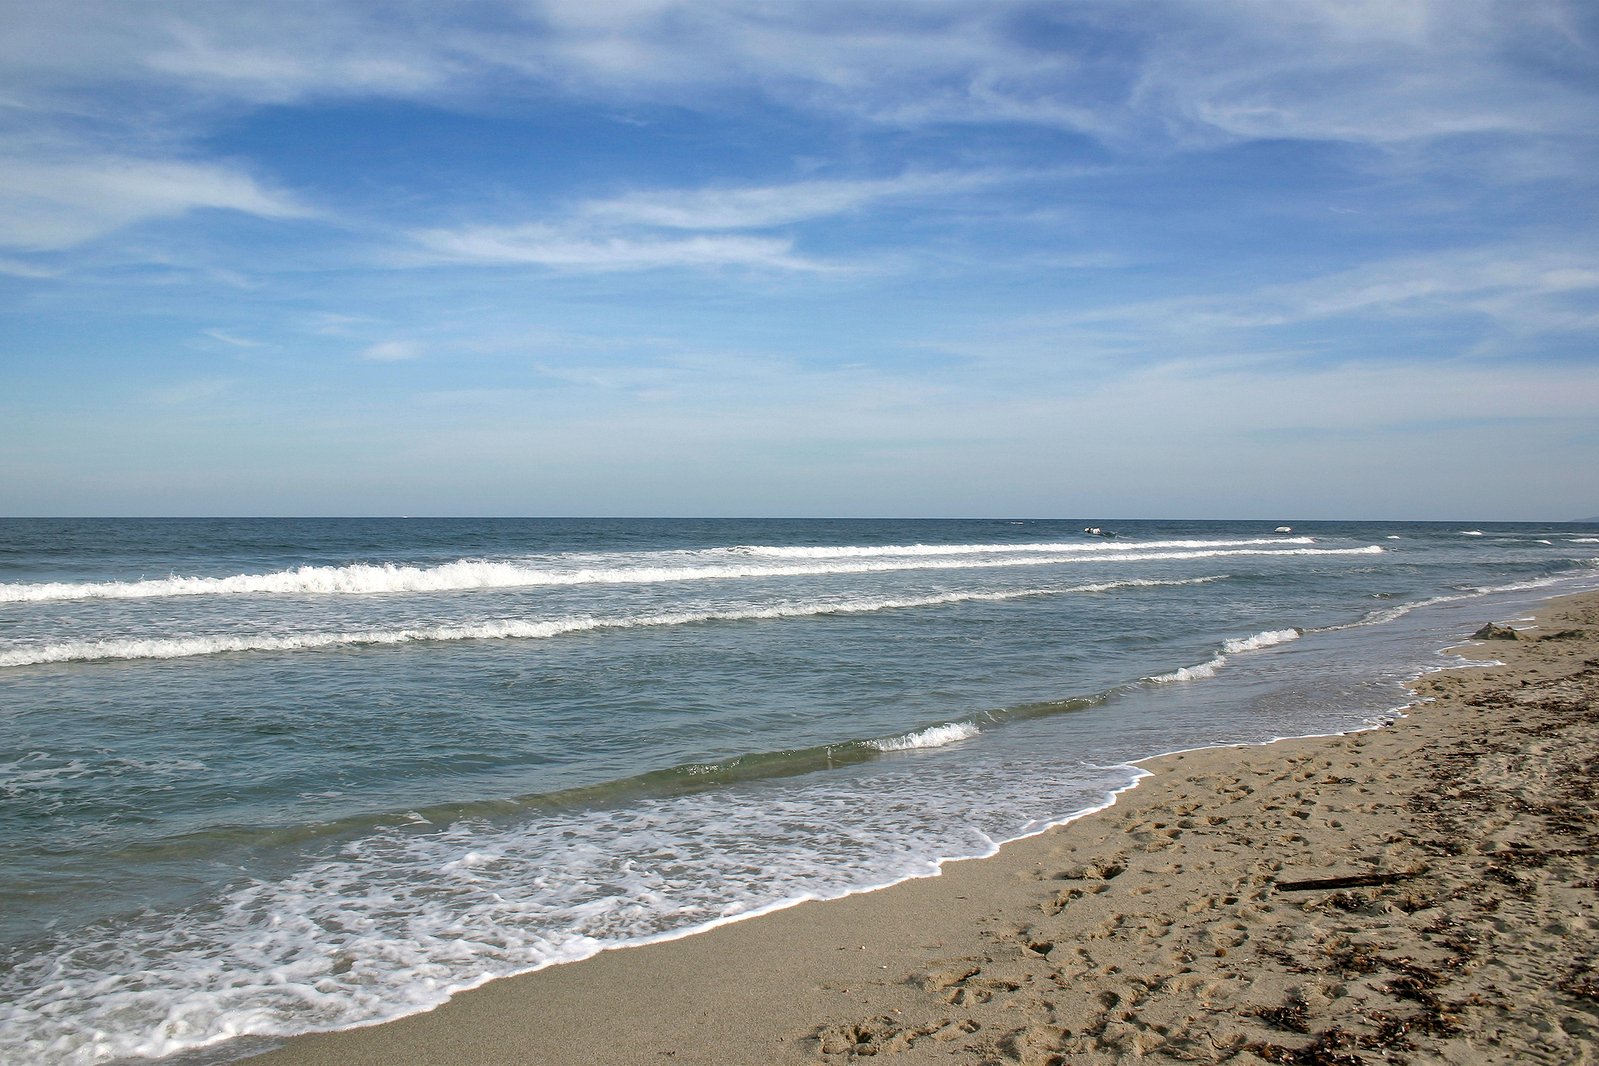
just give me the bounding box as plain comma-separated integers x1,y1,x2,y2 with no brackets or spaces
0,2,455,107
9,2,1588,152
580,170,994,230
1011,244,1599,342
360,340,425,361
499,0,1598,160
202,330,266,349
0,256,60,278
896,241,1599,410
400,168,1012,274
145,13,455,103
408,222,821,271
1128,1,1591,149
0,149,309,252
1180,248,1599,338
1,0,1589,276
306,313,375,336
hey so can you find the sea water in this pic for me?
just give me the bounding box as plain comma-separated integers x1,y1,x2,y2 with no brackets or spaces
2,517,1596,1063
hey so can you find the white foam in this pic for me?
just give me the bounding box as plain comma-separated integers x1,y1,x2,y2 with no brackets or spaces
0,540,1369,604
0,579,1222,668
735,536,1312,559
1319,573,1587,633
1147,627,1305,684
0,752,1138,1066
0,757,91,792
1146,656,1225,683
440,851,505,876
1,754,208,794
869,722,980,752
1222,628,1303,654
1460,530,1486,536
0,559,544,601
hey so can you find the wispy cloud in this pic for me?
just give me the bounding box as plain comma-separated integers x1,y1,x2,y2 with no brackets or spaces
360,340,425,361
510,0,1597,157
0,148,310,253
202,329,266,349
1250,250,1599,331
1149,248,1599,347
9,2,1588,148
407,223,822,272
3,1,1590,267
0,2,454,108
918,242,1599,392
147,14,452,103
2,1,1595,517
1117,1,1592,148
0,256,60,279
402,168,1007,273
579,170,999,230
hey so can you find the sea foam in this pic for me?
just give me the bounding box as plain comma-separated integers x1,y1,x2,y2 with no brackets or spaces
0,577,1220,668
1222,628,1304,654
0,540,1371,604
1147,657,1226,683
1147,627,1305,684
870,722,980,751
734,537,1312,559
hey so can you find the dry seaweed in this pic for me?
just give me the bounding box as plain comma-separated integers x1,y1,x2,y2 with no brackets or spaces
1560,962,1599,1001
1274,872,1411,893
1248,1027,1365,1065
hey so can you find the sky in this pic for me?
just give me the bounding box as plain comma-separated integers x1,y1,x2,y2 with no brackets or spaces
1,0,1596,520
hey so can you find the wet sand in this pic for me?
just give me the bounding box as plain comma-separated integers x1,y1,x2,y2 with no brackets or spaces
253,591,1599,1065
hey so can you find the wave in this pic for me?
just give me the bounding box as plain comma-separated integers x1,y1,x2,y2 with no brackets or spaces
1222,628,1304,654
65,715,1027,875
1146,657,1224,683
1146,627,1305,684
731,536,1312,559
0,542,1375,604
0,699,1121,1066
1317,572,1593,633
869,722,980,751
0,577,1223,669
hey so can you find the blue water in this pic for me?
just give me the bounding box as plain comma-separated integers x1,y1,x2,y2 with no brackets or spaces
2,517,1596,1063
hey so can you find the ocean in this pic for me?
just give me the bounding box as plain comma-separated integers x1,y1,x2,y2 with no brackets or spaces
2,517,1596,1064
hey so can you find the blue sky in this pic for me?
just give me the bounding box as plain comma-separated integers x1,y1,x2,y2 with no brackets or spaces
2,0,1596,519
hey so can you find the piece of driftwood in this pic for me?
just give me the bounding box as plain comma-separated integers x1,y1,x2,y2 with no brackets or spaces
1273,872,1410,892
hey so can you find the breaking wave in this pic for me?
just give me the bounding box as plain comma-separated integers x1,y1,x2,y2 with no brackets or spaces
869,722,980,752
1222,629,1305,654
1146,627,1305,684
0,577,1223,668
0,543,1376,604
733,537,1312,559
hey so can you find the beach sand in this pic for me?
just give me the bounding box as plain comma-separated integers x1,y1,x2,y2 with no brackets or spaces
253,591,1599,1065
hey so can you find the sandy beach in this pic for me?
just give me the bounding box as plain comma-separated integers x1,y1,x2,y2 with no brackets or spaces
252,590,1599,1066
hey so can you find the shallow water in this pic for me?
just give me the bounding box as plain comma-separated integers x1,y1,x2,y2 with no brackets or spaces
2,517,1595,1063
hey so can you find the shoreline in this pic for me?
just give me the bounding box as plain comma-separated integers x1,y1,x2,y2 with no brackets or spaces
250,590,1599,1065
